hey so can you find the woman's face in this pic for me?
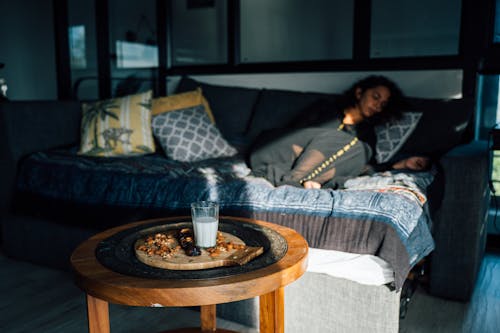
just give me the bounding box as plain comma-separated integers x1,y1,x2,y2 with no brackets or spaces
355,85,391,119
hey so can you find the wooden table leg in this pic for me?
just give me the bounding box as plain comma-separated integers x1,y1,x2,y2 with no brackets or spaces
259,287,285,333
86,294,110,333
200,304,217,332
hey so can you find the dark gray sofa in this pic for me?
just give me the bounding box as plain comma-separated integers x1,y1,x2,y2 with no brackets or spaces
0,77,489,307
429,141,490,300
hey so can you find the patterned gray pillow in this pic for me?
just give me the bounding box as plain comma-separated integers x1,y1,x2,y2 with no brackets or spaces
375,112,422,163
152,104,237,162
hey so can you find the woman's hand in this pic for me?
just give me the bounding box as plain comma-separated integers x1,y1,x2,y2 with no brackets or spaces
303,180,322,189
392,156,431,171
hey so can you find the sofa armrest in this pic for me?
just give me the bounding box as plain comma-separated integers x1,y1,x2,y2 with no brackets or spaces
0,101,81,220
429,140,490,301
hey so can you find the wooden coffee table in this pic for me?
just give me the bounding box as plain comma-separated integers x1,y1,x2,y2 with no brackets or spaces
70,216,308,333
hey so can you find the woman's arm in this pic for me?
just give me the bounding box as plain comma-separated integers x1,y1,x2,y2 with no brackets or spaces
302,180,322,189
391,156,431,171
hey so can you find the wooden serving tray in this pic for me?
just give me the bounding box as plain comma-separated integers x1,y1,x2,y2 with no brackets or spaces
135,230,264,270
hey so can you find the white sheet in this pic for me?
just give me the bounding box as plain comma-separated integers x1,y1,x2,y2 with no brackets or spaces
307,247,395,286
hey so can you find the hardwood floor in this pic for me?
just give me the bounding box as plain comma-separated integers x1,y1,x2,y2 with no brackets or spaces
1,250,499,332
0,252,257,333
399,252,500,333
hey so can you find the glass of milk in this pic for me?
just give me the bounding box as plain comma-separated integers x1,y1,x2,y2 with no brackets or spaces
190,201,219,248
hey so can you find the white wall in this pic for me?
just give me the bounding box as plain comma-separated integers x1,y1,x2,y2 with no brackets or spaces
0,0,57,100
167,69,463,99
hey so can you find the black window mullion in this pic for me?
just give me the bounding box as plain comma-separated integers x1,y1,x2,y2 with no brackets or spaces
478,0,500,75
353,0,371,61
156,0,168,96
53,0,72,100
95,0,111,99
227,0,240,66
165,0,173,70
460,0,495,98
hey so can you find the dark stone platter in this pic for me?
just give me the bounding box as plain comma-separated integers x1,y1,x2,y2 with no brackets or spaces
95,218,288,280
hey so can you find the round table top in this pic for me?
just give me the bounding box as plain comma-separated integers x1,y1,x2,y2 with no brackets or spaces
70,216,309,307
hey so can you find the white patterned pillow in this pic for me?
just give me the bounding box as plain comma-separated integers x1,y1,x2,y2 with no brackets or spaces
375,112,422,163
152,104,237,162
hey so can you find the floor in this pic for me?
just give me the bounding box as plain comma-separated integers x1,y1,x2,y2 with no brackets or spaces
1,251,499,333
0,251,257,333
399,253,500,333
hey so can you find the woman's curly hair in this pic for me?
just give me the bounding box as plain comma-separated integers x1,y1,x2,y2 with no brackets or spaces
338,75,405,123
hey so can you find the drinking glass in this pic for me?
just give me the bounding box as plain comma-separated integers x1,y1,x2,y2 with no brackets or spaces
190,201,219,248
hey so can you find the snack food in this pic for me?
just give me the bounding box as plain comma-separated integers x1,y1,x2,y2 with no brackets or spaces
178,228,201,256
134,228,263,270
136,231,180,258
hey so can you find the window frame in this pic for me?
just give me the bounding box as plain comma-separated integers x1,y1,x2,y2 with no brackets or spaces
54,0,492,101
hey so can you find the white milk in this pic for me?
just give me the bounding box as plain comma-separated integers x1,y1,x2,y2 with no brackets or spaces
192,216,218,248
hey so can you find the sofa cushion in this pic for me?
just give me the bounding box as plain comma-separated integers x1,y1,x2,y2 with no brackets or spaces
246,89,335,142
78,91,155,157
152,87,215,123
152,104,237,162
374,112,422,163
397,97,474,157
175,77,260,140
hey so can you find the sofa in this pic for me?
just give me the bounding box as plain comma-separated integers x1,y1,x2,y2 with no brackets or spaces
0,75,490,331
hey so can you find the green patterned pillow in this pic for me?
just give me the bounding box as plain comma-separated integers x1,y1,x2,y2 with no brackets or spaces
152,104,237,162
78,91,155,157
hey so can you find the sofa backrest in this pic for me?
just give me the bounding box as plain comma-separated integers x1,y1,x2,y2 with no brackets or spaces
176,77,260,141
175,76,475,160
175,76,338,153
245,88,336,142
0,101,82,161
397,96,475,157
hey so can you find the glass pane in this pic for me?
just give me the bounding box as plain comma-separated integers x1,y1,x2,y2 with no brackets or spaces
170,0,227,65
69,25,87,69
108,0,158,97
475,74,499,140
240,0,353,63
493,152,500,194
68,0,98,100
477,74,500,195
371,0,461,58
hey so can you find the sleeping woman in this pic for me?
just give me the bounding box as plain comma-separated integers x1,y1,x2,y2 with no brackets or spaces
249,75,430,189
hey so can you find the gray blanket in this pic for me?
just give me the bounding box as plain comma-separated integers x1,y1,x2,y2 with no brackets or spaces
15,150,435,289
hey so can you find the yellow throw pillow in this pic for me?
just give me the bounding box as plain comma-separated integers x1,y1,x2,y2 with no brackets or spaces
152,87,215,123
78,90,156,157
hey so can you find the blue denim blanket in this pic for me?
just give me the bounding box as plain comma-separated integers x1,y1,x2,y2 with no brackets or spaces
16,149,435,289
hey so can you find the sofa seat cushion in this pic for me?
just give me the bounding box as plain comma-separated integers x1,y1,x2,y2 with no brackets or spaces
15,147,435,290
